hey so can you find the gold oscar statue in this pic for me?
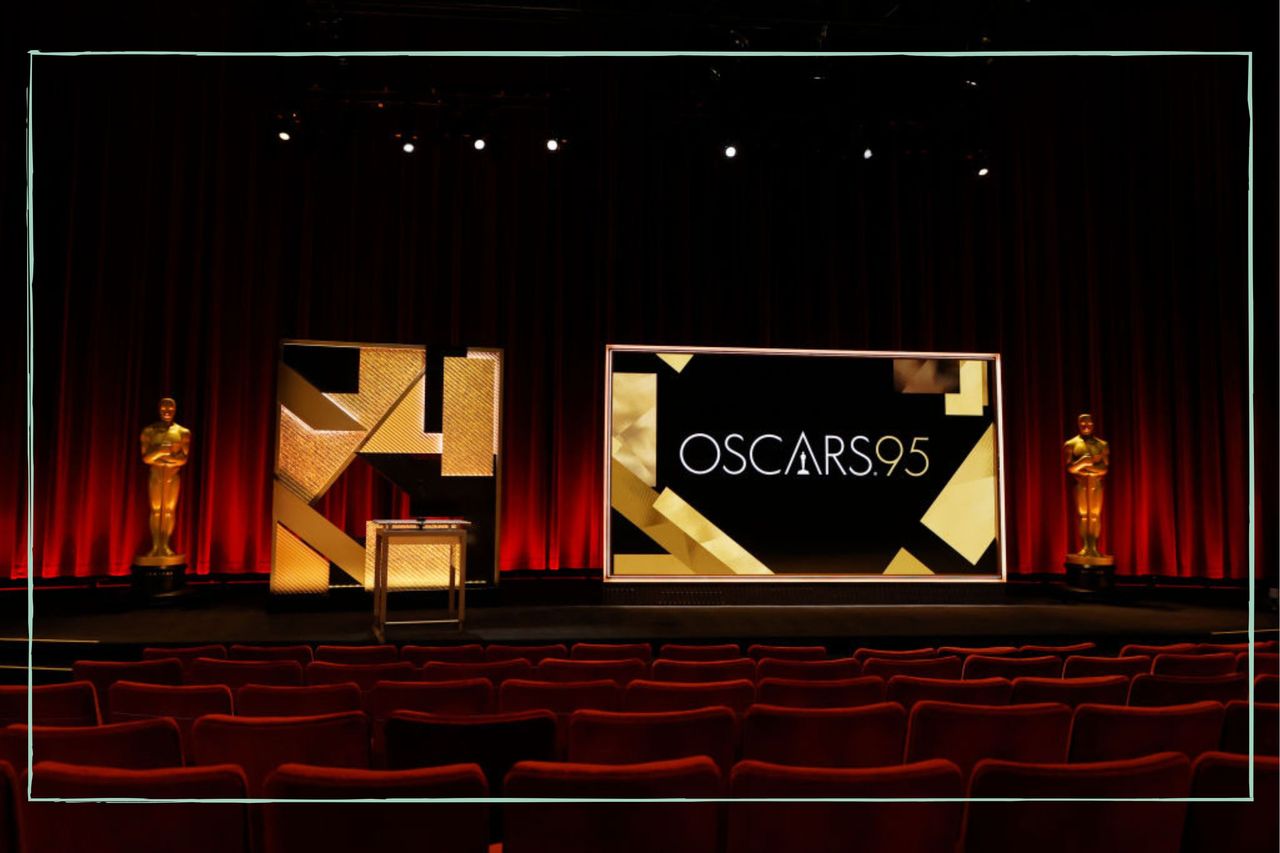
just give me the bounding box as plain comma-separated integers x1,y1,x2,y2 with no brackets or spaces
1063,413,1114,575
135,397,191,568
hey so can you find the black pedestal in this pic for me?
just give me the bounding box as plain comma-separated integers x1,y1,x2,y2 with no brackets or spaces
130,562,192,604
1064,558,1116,594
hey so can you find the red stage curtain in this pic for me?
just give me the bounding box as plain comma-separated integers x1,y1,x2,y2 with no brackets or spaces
0,55,1269,581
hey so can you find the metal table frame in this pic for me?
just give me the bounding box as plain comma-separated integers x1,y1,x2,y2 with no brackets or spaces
371,520,469,642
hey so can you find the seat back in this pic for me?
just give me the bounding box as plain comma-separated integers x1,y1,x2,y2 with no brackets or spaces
965,752,1192,853
1183,752,1280,853
235,683,363,717
1152,653,1237,677
141,645,228,673
570,642,653,662
624,679,755,714
189,712,370,796
1243,652,1280,676
504,756,721,853
863,656,963,680
107,681,232,751
1128,673,1248,707
313,645,398,665
886,676,1012,711
755,677,886,709
1119,643,1196,658
1010,676,1129,708
420,660,533,684
0,682,99,727
850,647,937,664
25,761,249,853
963,655,1062,680
399,644,485,665
657,643,741,662
1063,654,1152,678
651,658,756,683
741,702,907,768
186,658,305,689
755,657,861,681
1068,701,1226,762
383,709,557,794
727,759,964,853
1019,642,1097,656
535,658,648,685
745,645,826,661
228,645,314,666
1219,700,1280,756
71,659,184,718
500,679,622,716
262,763,488,853
568,707,737,775
1,718,183,772
365,679,493,720
1257,674,1280,703
305,661,417,692
905,701,1072,781
484,644,569,664
937,646,1018,658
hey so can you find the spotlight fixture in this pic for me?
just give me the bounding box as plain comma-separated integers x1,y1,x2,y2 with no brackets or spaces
863,147,873,160
724,145,737,159
977,166,990,177
546,138,560,152
273,109,302,143
277,131,291,142
473,138,487,151
402,142,415,154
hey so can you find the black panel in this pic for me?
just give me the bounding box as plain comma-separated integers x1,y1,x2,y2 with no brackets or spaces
282,344,360,393
424,346,471,433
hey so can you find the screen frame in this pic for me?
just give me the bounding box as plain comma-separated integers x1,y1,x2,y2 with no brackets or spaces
602,344,1007,583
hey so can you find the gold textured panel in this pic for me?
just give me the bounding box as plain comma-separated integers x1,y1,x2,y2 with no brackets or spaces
611,373,658,486
273,481,367,584
467,350,502,453
651,488,773,575
921,424,997,565
613,555,697,575
944,360,987,416
278,364,365,431
611,459,738,575
327,348,425,429
360,374,444,454
442,357,496,476
893,359,960,394
657,353,694,373
271,523,332,594
276,406,366,503
884,547,935,575
363,521,457,590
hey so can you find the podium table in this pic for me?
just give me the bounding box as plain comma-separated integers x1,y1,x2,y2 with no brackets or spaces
370,519,470,642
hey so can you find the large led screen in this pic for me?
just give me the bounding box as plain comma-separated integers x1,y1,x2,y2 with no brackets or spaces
604,346,1005,581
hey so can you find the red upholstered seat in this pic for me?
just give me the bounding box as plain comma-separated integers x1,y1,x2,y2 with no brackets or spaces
228,644,314,666
1128,673,1249,706
624,679,755,714
107,681,232,751
399,644,486,665
141,645,228,674
305,661,417,692
365,679,494,766
727,759,965,853
0,761,16,853
904,700,1072,781
1152,653,1237,677
535,658,649,685
651,658,757,683
1,718,183,772
851,647,937,664
186,658,304,689
383,710,557,794
1256,674,1280,703
756,657,861,681
746,644,827,661
1240,652,1280,675
500,679,621,716
0,682,99,727
937,645,1018,658
1069,701,1226,762
420,660,533,684
570,642,653,662
965,752,1192,853
235,683,363,717
1019,642,1098,656
25,761,249,853
72,658,184,718
741,702,907,768
313,644,398,665
1193,642,1253,655
189,712,370,797
886,676,1013,711
484,644,569,664
503,757,721,853
1183,752,1280,853
658,643,741,662
863,656,963,680
1063,654,1152,678
568,707,737,775
1220,701,1280,755
263,763,489,853
755,676,886,709
964,654,1062,680
1010,676,1130,708
1120,643,1196,658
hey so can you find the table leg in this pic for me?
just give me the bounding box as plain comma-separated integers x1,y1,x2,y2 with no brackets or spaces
457,535,467,631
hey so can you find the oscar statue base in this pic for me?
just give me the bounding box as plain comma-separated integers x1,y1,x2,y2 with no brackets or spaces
131,555,191,605
1064,554,1116,594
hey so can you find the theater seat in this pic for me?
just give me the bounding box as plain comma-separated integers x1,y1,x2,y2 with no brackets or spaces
1151,653,1237,677
904,701,1072,781
746,644,827,661
568,707,737,775
504,757,721,853
727,759,964,853
141,644,228,673
570,642,653,663
965,752,1192,853
1,718,183,772
658,643,741,662
228,644,315,666
964,655,1062,680
0,682,99,727
263,763,489,853
1183,752,1280,853
937,645,1018,658
0,761,16,853
1069,701,1226,762
1128,673,1248,706
484,644,569,665
741,702,907,768
305,661,417,692
399,644,486,665
1062,654,1152,679
1010,676,1129,708
189,712,370,796
366,680,494,766
651,658,757,683
313,645,398,665
420,660,533,684
1241,652,1280,676
1257,674,1280,703
851,647,937,664
863,656,963,680
107,681,232,751
71,659,184,718
24,761,249,853
886,676,1012,711
1120,643,1196,658
535,658,649,685
624,679,755,714
755,657,861,681
499,679,621,716
383,709,557,794
1219,701,1279,756
186,658,304,689
235,683,363,717
1019,642,1098,656
754,676,886,709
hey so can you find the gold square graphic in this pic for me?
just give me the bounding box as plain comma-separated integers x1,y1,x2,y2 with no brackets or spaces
442,357,497,476
611,373,658,486
363,521,458,591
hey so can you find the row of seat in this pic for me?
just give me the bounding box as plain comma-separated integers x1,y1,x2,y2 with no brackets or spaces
10,751,1278,853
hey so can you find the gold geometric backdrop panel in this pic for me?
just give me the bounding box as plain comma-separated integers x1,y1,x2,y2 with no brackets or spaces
442,356,497,476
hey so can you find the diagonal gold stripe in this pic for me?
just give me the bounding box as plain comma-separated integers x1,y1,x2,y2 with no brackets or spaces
271,524,332,594
360,374,444,454
921,424,997,565
612,555,697,575
276,406,366,503
651,489,773,575
657,353,694,373
611,460,738,575
884,547,935,575
273,481,366,584
278,364,364,431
